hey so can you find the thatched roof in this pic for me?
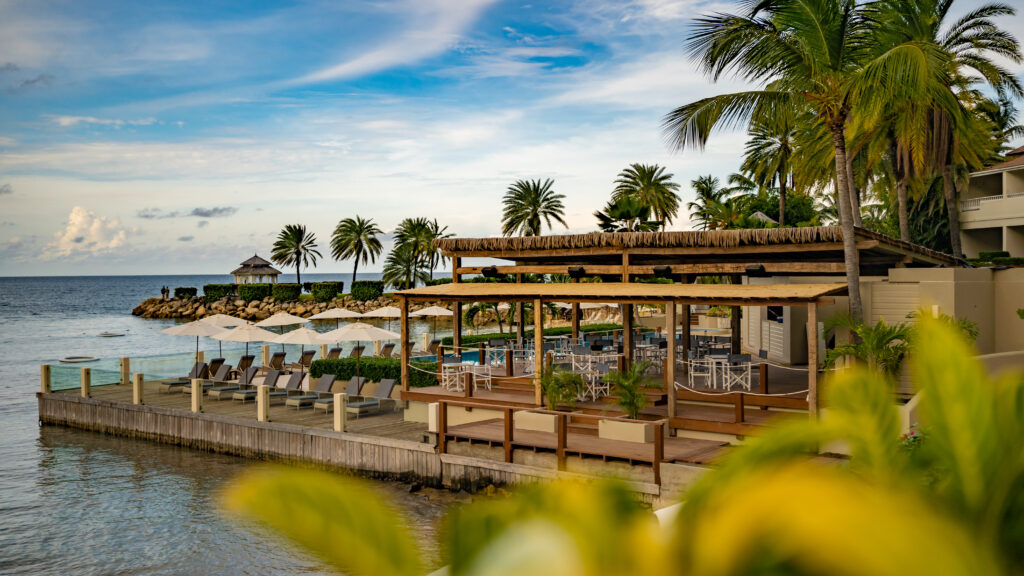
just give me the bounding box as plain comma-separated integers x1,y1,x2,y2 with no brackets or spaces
435,226,955,266
232,253,281,276
398,281,848,305
240,253,274,266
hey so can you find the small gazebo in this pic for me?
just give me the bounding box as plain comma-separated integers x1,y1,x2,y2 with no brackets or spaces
231,254,281,284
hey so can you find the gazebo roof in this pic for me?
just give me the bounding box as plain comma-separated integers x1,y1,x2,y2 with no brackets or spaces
231,253,281,276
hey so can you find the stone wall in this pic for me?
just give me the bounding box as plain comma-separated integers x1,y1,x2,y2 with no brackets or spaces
133,294,422,321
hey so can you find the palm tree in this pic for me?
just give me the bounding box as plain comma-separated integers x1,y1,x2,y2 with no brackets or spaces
271,224,321,286
663,0,950,320
612,163,681,229
686,175,730,230
393,217,433,282
463,302,505,334
594,197,661,232
823,315,914,380
741,114,796,226
381,244,427,290
501,178,567,237
424,219,453,280
330,216,383,287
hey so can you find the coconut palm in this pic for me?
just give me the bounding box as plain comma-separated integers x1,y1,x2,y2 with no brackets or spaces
594,196,661,233
686,175,730,230
393,217,434,282
381,244,427,290
271,224,321,287
612,163,681,229
663,0,954,320
824,315,914,379
501,178,567,237
741,114,796,226
424,219,453,280
330,216,383,287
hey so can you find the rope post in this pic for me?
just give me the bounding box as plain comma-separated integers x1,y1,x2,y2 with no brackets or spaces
320,344,328,360
132,373,144,405
334,393,347,432
759,362,769,411
734,393,745,423
261,345,270,367
463,371,472,399
654,422,665,485
503,407,514,463
40,365,51,394
477,342,485,365
374,340,382,356
505,349,513,377
556,413,567,471
120,357,130,386
437,401,448,454
665,300,677,420
80,368,91,398
807,301,819,418
191,378,203,413
437,345,444,382
257,385,270,422
197,351,205,364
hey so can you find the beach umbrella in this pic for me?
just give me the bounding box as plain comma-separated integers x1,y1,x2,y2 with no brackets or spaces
213,323,277,355
320,322,400,380
362,306,401,332
411,305,453,342
255,312,308,352
272,327,331,375
197,314,248,355
161,320,227,363
308,307,362,329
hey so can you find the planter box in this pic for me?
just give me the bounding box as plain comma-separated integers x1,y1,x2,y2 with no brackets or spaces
515,411,557,434
598,419,654,443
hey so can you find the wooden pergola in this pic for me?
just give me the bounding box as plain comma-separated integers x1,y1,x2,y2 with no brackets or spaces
396,281,847,417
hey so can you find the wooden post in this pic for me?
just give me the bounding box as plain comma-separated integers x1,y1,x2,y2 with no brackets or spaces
463,371,472,398
681,300,691,385
503,407,514,463
320,344,328,360
261,345,270,367
399,296,410,392
622,304,633,369
734,392,745,423
40,365,51,394
622,251,630,282
730,275,742,354
197,351,205,364
436,345,445,383
666,301,677,419
533,298,543,405
191,378,202,413
571,302,580,340
505,349,513,377
132,373,144,405
477,342,485,366
807,301,819,418
438,401,448,454
556,413,567,471
453,302,463,360
257,385,270,422
452,257,461,283
516,274,525,344
334,393,347,432
759,362,769,411
120,357,130,386
654,422,664,485
373,340,382,356
80,368,91,398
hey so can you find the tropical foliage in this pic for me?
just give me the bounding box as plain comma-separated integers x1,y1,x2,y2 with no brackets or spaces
594,196,661,232
270,223,321,286
605,360,654,419
501,178,568,237
612,163,681,229
331,216,383,287
381,243,428,290
824,315,914,379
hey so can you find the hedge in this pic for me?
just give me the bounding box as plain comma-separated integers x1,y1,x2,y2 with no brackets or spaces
991,256,1024,266
425,278,452,286
310,357,438,387
271,283,302,301
174,287,198,299
311,281,344,302
441,323,626,346
351,280,385,301
979,250,1011,260
238,283,272,302
203,283,236,302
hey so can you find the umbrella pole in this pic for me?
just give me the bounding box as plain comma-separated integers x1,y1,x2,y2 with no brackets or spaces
195,335,200,364
356,341,361,381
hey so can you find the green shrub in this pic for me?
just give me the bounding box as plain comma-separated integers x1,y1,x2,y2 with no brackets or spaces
979,250,1010,260
238,283,272,302
174,286,198,299
203,283,236,302
441,323,626,346
991,256,1024,266
271,283,302,301
311,281,344,302
310,357,437,387
636,277,674,284
350,280,385,301
425,278,452,286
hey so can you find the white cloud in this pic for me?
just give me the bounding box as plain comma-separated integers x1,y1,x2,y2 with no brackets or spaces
47,115,157,128
45,206,133,259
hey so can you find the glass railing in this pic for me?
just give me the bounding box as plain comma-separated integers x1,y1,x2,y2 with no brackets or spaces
50,365,122,392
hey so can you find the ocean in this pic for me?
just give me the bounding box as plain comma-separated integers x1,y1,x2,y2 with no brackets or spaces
0,274,455,575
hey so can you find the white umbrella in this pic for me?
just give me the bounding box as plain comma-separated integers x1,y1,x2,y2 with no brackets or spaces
213,323,278,355
362,305,401,331
411,305,453,341
273,328,331,375
320,322,400,380
308,307,362,329
255,311,308,352
197,314,248,355
161,320,227,363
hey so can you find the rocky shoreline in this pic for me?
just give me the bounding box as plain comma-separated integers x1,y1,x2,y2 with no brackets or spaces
132,294,431,321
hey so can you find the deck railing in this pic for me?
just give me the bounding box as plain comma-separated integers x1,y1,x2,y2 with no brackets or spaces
960,194,1005,212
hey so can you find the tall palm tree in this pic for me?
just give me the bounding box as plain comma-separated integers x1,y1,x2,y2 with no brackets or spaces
425,219,453,280
330,216,383,287
686,175,730,230
663,0,950,320
393,217,434,280
381,244,428,290
271,224,321,287
741,114,796,226
501,178,567,237
594,196,661,232
612,164,681,229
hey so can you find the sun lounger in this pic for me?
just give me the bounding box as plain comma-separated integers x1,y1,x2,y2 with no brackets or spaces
345,379,397,417
259,352,286,374
313,376,365,413
427,339,441,355
232,369,280,402
285,374,337,409
286,349,315,370
349,346,365,358
326,347,342,360
206,357,225,378
158,362,208,393
376,343,395,358
209,365,258,400
182,363,233,395
230,355,255,378
268,372,303,403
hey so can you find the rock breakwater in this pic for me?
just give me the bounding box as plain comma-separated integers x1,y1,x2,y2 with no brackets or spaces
132,294,430,321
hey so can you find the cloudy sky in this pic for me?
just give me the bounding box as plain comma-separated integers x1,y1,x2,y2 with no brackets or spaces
0,0,1021,276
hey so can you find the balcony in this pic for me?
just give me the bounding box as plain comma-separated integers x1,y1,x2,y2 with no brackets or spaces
960,193,1024,228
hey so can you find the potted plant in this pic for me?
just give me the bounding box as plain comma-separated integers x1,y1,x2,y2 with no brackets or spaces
599,361,657,443
540,365,585,411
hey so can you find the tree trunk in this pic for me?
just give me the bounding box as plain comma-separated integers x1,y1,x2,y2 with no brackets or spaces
778,169,787,227
351,260,359,289
942,164,963,258
830,121,864,321
846,153,862,227
897,177,911,242
296,262,301,287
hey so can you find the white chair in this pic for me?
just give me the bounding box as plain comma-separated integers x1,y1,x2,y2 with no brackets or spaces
687,358,714,390
468,365,492,392
721,361,752,391
440,364,463,392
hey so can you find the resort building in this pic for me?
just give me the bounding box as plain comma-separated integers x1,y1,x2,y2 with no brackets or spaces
230,254,281,284
961,145,1024,257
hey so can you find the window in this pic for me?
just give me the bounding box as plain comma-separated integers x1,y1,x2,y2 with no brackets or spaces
767,306,784,323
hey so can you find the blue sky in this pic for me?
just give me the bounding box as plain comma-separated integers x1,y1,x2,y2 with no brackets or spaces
1,0,1021,276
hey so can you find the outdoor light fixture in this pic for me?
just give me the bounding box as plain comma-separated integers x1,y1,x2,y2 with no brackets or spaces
481,266,499,278
653,265,672,279
567,266,586,279
745,264,769,277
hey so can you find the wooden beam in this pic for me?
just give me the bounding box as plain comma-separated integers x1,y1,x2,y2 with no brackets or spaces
534,298,543,405
622,304,633,369
571,278,580,339
452,256,461,283
453,301,463,359
731,275,742,354
665,300,677,419
807,301,819,418
457,261,847,276
622,251,630,282
515,274,525,344
399,296,410,392
447,240,880,260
